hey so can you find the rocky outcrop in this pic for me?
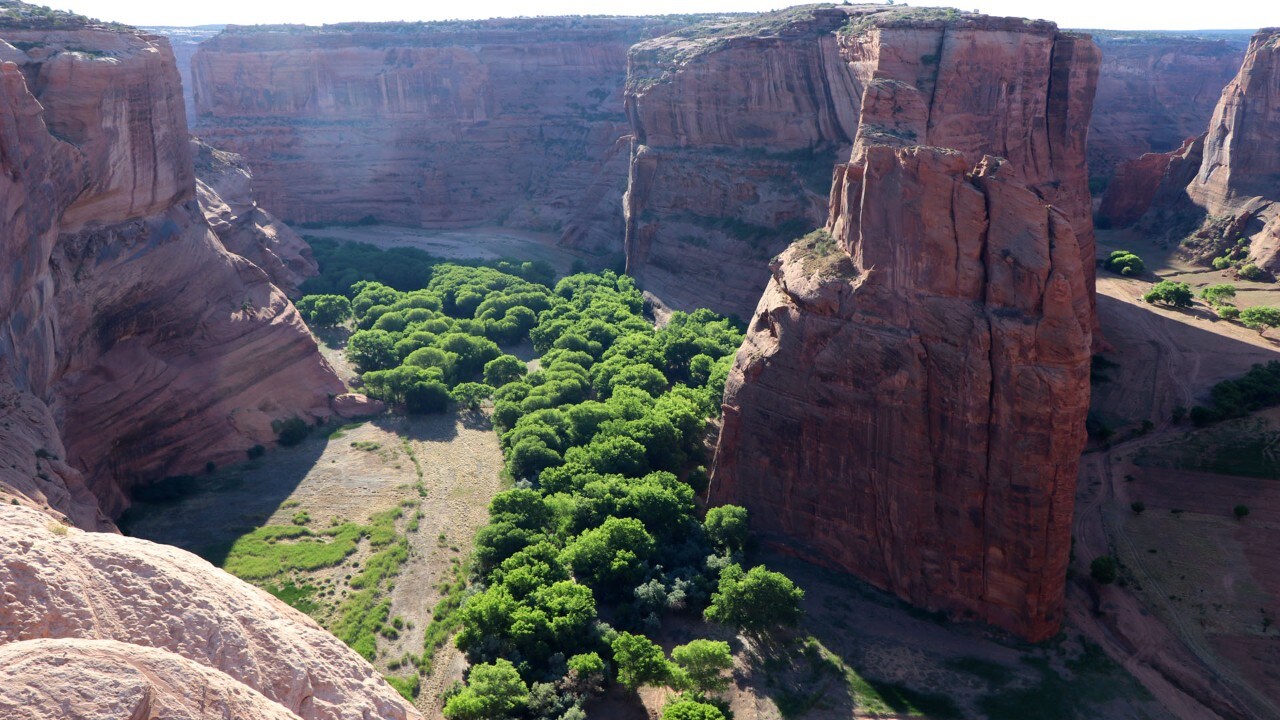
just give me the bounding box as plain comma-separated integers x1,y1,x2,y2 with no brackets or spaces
713,146,1092,642
0,12,415,719
1099,30,1280,272
623,7,1099,319
0,638,304,720
142,25,223,120
1088,32,1248,181
709,11,1099,641
0,20,343,519
194,137,317,294
191,18,683,257
0,504,416,720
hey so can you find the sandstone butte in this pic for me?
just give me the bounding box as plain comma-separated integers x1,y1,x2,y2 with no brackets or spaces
710,10,1099,642
0,14,411,719
623,6,1098,321
189,17,687,257
1099,29,1280,274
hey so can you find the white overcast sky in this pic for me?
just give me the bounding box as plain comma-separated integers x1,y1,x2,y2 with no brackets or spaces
41,0,1280,30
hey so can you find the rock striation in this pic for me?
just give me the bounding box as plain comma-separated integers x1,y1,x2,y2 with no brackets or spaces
0,10,415,719
194,137,318,295
191,18,684,257
0,21,351,520
710,11,1099,641
0,638,303,720
1099,29,1280,273
1087,32,1248,181
623,7,1099,319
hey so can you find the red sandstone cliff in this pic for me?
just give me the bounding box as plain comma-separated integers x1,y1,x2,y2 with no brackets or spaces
709,11,1099,642
191,18,683,257
194,137,318,295
0,21,347,521
623,7,1099,319
1088,32,1248,182
0,10,414,719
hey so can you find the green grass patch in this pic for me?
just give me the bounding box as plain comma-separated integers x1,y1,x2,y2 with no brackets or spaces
419,559,471,675
334,588,393,660
263,580,320,615
384,673,421,701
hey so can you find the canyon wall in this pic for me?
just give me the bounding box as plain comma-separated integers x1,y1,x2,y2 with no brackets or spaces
191,18,683,257
623,7,1098,319
1099,29,1280,273
711,12,1099,641
0,10,415,719
1087,32,1248,182
623,6,862,317
0,19,347,521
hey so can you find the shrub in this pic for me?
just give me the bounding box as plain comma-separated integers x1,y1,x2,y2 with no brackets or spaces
484,355,528,387
1200,284,1236,305
670,639,734,694
1239,306,1280,332
277,417,311,447
1143,280,1193,308
451,382,495,410
1234,504,1250,519
611,632,671,689
296,294,353,327
1213,255,1233,270
1130,501,1145,515
704,505,749,554
443,659,529,720
1239,263,1266,281
247,444,266,459
1090,555,1118,585
1217,304,1241,320
405,380,451,414
663,700,727,720
1104,250,1144,276
705,563,804,631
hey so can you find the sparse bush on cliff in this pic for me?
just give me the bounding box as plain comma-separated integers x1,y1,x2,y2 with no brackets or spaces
1103,250,1145,276
1142,280,1193,307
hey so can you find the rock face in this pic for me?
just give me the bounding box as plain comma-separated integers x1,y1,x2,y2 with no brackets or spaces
191,18,682,256
1099,30,1280,272
194,137,318,295
710,12,1099,641
0,504,416,720
623,7,1099,319
0,638,304,720
0,15,416,718
622,7,862,317
142,25,224,120
1087,32,1248,181
0,23,349,520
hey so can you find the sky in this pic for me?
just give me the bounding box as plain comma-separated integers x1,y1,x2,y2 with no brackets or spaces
40,0,1280,31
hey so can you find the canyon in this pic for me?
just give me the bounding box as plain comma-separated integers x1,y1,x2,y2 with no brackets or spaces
0,10,412,720
2,2,1278,719
1099,29,1280,275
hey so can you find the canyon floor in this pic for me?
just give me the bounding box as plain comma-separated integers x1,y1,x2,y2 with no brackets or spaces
300,225,590,275
1068,229,1280,719
121,228,1280,719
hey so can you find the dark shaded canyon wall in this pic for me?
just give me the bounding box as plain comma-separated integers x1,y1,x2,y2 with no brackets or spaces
710,12,1099,642
0,24,346,523
191,18,685,257
1099,29,1280,273
1087,31,1249,182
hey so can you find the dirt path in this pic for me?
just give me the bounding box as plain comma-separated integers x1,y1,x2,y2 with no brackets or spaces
1069,264,1280,720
